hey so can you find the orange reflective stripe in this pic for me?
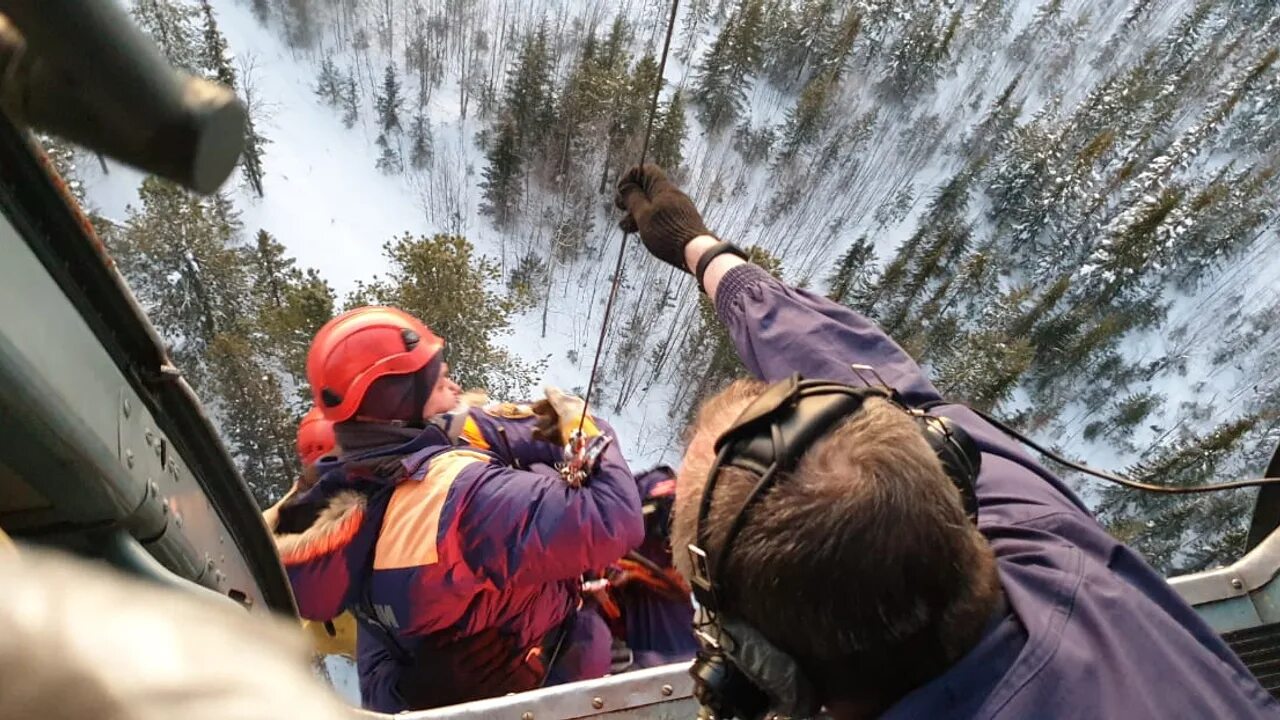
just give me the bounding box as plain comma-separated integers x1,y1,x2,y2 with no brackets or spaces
460,416,491,451
374,450,490,570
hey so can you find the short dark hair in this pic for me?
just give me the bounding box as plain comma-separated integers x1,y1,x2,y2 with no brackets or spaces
674,379,999,712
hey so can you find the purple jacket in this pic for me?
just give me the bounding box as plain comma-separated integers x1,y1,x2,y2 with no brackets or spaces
714,265,1278,718
274,408,643,712
619,466,697,668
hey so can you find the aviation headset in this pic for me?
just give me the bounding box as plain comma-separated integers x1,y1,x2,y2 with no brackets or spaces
686,369,981,720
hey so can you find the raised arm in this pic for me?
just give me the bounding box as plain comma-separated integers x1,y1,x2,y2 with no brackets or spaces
616,164,1092,519
614,165,939,403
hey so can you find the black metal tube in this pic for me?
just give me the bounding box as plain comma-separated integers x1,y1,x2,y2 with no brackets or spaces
0,0,245,194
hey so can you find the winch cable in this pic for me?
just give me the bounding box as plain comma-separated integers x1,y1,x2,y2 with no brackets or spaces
578,0,683,436
974,407,1280,494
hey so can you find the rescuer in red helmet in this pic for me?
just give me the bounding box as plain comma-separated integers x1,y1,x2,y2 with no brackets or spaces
270,306,643,713
294,406,337,491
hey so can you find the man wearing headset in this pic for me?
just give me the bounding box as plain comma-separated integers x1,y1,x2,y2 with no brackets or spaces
615,164,1278,719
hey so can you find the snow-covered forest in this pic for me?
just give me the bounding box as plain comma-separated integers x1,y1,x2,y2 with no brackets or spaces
44,0,1280,578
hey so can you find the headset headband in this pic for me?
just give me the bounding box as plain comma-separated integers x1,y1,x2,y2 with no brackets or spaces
690,374,896,613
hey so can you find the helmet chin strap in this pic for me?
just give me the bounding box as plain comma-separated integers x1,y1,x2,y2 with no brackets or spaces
410,368,430,428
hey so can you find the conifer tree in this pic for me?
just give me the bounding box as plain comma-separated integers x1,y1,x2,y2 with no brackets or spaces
503,24,555,151
132,0,201,72
315,57,342,106
693,0,766,132
826,236,877,310
249,230,336,407
358,233,544,398
283,0,313,48
1097,414,1270,575
208,332,299,506
341,70,360,128
375,64,404,134
480,120,522,227
650,90,687,171
238,59,269,197
111,178,249,395
36,134,86,204
409,112,434,170
375,132,402,174
199,0,236,89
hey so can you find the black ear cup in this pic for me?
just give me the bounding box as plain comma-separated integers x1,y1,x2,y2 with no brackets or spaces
719,618,820,719
918,414,981,521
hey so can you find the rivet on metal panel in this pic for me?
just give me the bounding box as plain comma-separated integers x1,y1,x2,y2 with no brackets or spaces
122,398,131,417
149,480,159,497
521,712,534,720
144,429,154,446
125,449,135,468
175,514,183,529
661,685,673,697
592,697,604,710
205,554,216,572
1231,577,1244,590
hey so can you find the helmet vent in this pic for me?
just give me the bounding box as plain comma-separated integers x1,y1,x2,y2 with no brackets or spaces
321,388,342,407
401,329,420,350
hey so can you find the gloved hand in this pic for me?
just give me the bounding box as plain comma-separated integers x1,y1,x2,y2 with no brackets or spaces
531,386,600,445
614,164,712,272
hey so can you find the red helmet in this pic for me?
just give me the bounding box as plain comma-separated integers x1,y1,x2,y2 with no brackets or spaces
306,306,444,423
296,407,336,466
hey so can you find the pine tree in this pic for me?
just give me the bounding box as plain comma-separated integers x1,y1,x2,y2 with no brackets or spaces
238,59,269,197
502,24,555,151
112,178,249,395
358,233,545,398
315,57,342,106
778,12,860,159
375,63,403,134
249,229,292,310
249,230,335,407
693,0,766,132
207,332,299,506
408,112,434,170
341,70,360,128
283,0,313,48
132,0,201,72
404,7,436,106
650,90,687,171
507,251,549,306
1097,414,1271,575
199,0,236,88
826,236,877,310
677,0,714,65
480,120,522,227
375,132,402,174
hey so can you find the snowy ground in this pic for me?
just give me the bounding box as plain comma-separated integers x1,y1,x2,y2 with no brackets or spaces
86,0,1280,477
88,0,698,468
